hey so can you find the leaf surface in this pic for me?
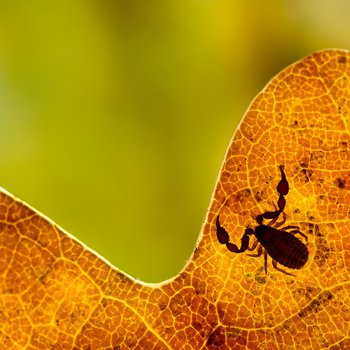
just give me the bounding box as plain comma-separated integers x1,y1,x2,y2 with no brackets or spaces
1,49,350,349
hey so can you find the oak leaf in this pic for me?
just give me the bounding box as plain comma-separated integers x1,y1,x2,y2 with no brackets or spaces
1,49,350,349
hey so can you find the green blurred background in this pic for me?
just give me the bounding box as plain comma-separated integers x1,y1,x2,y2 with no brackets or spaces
0,1,349,282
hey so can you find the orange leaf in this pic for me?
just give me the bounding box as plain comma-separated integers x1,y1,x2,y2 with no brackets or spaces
1,49,350,349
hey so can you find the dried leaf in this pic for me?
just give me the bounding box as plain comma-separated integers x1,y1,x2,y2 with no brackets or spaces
1,49,350,349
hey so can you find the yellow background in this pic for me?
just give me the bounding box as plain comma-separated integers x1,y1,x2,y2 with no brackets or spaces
0,1,349,282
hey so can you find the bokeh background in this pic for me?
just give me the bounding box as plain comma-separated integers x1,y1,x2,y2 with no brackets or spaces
0,1,349,282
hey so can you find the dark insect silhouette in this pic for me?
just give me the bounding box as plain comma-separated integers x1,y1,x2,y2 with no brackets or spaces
216,165,308,276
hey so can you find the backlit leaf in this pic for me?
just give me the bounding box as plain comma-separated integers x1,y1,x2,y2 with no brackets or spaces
1,49,350,349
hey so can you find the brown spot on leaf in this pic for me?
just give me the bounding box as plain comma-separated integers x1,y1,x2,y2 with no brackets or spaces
298,290,334,318
336,177,345,189
338,55,346,63
207,326,225,347
313,225,331,268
